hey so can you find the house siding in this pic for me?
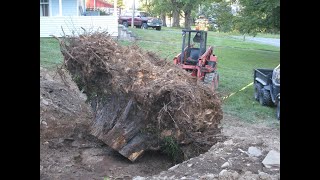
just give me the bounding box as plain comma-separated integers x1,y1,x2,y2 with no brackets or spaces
40,16,118,37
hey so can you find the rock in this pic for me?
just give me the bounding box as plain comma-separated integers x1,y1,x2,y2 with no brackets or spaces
42,99,49,105
248,147,262,157
232,172,239,179
262,150,280,168
238,148,248,155
133,177,146,180
219,169,228,176
168,164,179,171
221,162,230,169
223,139,233,146
40,165,43,171
258,172,272,180
219,170,238,180
181,177,187,179
41,121,48,126
199,173,217,180
238,171,258,180
187,163,193,167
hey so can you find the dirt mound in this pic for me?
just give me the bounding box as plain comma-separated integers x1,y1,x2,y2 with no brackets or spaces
40,67,175,179
40,67,92,141
135,114,280,180
57,32,223,162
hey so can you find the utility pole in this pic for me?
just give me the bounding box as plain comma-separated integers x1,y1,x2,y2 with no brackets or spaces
131,0,135,28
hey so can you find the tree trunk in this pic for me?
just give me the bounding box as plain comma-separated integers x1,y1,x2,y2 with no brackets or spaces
184,9,192,29
172,8,180,27
161,13,167,27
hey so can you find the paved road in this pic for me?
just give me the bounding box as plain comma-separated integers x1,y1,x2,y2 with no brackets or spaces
232,36,280,47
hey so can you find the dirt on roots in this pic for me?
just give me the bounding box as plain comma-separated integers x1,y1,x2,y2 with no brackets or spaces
56,32,224,162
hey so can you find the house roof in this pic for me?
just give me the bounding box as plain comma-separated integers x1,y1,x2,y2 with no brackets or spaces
86,0,113,8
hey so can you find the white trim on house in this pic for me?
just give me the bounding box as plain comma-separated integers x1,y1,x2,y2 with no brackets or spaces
49,0,52,16
76,0,79,16
59,0,62,16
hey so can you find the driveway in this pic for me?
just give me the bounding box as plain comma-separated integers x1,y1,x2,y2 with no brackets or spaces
232,36,280,47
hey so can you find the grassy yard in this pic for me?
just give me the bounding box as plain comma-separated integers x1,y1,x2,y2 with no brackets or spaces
40,38,63,70
40,27,280,124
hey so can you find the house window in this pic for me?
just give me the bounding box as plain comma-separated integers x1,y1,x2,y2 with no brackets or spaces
40,0,49,16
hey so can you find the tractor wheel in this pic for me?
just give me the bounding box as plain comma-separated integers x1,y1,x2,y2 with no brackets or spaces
276,100,280,120
122,21,128,27
254,82,262,101
259,89,272,106
141,23,148,29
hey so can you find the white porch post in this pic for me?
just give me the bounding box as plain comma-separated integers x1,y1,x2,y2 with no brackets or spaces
94,0,96,10
77,0,79,15
49,0,52,16
59,0,62,16
113,0,117,16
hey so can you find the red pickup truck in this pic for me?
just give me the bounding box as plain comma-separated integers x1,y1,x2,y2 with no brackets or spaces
118,11,163,30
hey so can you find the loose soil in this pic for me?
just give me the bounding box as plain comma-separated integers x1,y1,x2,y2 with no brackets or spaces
40,67,280,180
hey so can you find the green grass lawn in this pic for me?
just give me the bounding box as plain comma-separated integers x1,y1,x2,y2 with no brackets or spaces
40,38,63,70
40,27,280,124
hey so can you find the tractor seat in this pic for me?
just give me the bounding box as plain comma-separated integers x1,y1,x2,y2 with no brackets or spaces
185,48,200,65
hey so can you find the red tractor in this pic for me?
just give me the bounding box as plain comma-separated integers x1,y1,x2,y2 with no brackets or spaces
173,30,219,91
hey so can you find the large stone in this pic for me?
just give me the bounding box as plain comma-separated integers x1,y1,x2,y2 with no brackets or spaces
221,162,230,169
262,150,280,168
248,147,262,157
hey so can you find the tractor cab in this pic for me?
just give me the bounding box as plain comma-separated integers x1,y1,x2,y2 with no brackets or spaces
173,29,219,91
181,30,207,65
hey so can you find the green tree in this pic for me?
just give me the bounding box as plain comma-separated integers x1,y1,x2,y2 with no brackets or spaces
141,0,173,26
181,0,202,29
108,0,125,8
234,0,280,37
197,1,233,32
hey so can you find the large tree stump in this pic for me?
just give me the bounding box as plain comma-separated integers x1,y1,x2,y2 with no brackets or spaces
57,32,223,162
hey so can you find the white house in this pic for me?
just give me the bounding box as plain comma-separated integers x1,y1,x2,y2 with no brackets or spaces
40,0,119,37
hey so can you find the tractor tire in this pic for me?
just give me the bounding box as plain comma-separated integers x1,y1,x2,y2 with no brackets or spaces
254,82,263,101
122,21,128,27
276,100,280,120
259,89,272,106
141,23,148,29
156,26,161,31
